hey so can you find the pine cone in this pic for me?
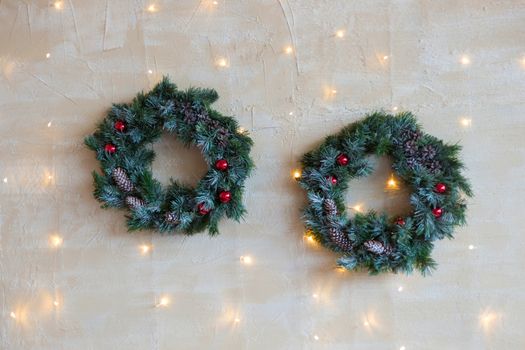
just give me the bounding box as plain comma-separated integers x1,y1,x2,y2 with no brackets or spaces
125,196,144,210
165,212,179,225
112,167,134,192
363,240,393,255
323,199,338,216
420,145,437,161
403,140,418,156
329,227,353,251
396,129,421,145
425,159,442,174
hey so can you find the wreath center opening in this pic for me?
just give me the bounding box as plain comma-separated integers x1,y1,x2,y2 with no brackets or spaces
151,132,208,187
343,155,412,218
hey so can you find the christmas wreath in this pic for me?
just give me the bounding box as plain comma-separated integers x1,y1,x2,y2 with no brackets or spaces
298,112,472,275
85,77,254,235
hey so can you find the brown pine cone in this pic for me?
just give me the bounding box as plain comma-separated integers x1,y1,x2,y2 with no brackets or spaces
363,240,393,255
125,196,144,210
165,212,179,225
112,167,134,192
329,227,353,251
323,198,338,216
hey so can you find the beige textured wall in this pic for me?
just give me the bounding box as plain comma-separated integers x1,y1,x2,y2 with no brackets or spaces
1,0,524,349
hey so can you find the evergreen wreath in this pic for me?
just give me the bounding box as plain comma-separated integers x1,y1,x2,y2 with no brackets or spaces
85,77,254,235
298,112,472,275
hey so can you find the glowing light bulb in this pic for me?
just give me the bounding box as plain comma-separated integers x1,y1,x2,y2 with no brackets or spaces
460,55,471,65
53,300,59,307
212,0,219,4
50,235,63,248
3,177,7,183
284,46,293,54
147,4,157,12
53,1,63,10
400,346,406,350
363,321,370,327
140,245,151,254
217,58,228,68
352,204,363,213
331,89,337,94
460,117,472,127
47,121,52,127
234,317,241,323
10,312,16,319
335,29,345,38
312,293,319,299
392,106,398,112
46,53,51,59
386,175,399,190
313,335,319,341
288,111,294,116
383,55,389,60
147,69,153,74
305,234,315,243
156,296,169,307
398,286,403,292
293,170,301,180
468,244,475,250
240,255,252,265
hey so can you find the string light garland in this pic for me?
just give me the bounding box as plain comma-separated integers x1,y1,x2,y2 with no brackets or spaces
297,112,472,275
85,77,254,235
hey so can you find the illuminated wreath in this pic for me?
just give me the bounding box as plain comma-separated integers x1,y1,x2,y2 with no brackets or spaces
85,77,254,235
297,112,472,274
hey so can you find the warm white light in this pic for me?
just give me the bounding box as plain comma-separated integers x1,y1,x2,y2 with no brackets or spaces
237,127,246,134
400,346,406,350
53,1,63,10
383,55,389,60
234,317,240,323
352,204,363,213
312,293,319,299
147,4,158,12
284,46,293,55
156,296,170,307
460,117,472,127
468,244,475,250
293,170,301,180
3,177,7,183
363,321,370,327
240,255,252,265
392,106,398,112
50,235,63,248
479,310,501,332
10,311,16,319
148,69,153,74
46,53,51,59
212,0,219,4
331,89,337,94
53,300,59,307
398,286,403,292
386,175,398,190
140,244,152,254
460,55,471,65
47,121,52,127
335,29,345,38
313,335,319,341
217,58,228,68
288,111,294,116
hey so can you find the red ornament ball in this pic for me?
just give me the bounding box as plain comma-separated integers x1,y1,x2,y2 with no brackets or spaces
336,153,349,166
114,120,126,132
395,217,406,226
197,202,210,215
215,159,229,171
432,207,443,218
326,176,338,185
104,143,116,154
435,182,447,193
218,190,232,203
